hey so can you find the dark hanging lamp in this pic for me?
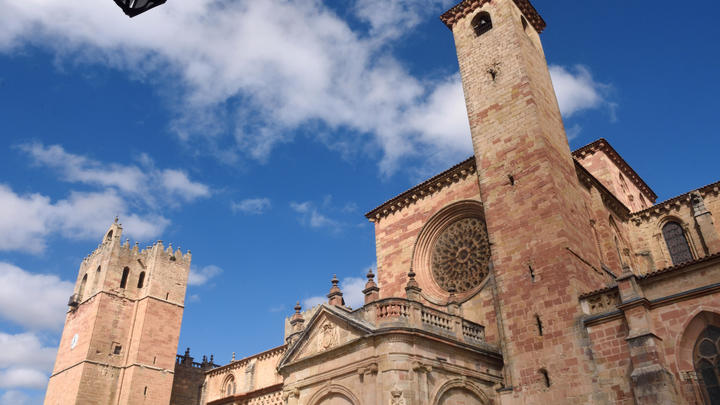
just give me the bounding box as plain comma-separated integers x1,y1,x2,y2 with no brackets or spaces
113,0,167,17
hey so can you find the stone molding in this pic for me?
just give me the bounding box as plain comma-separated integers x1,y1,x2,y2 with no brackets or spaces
632,181,720,223
306,383,361,405
575,160,631,220
365,157,476,222
573,138,658,203
430,377,491,405
440,0,546,33
206,345,287,377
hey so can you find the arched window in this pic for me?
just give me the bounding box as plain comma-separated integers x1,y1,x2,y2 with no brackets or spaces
78,274,88,301
619,173,630,195
471,11,492,37
106,230,113,241
663,221,693,265
137,272,146,289
224,376,236,397
92,266,102,291
120,267,130,289
695,326,720,404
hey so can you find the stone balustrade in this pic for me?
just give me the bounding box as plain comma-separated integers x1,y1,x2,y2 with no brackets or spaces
364,298,485,347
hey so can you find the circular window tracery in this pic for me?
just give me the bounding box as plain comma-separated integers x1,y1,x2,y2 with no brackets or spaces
431,217,491,293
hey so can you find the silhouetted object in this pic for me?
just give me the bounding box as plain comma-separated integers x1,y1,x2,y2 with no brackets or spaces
113,0,167,17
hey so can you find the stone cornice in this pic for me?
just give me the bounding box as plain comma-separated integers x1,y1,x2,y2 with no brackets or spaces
637,252,720,280
631,180,720,223
365,157,476,222
572,138,658,202
206,345,286,377
440,0,546,33
574,160,631,221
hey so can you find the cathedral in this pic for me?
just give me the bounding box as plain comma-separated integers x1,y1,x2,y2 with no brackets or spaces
44,0,720,404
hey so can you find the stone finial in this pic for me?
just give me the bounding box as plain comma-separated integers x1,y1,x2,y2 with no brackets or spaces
209,354,214,364
290,301,305,330
363,268,380,305
327,274,345,307
184,347,190,357
405,270,421,301
114,216,119,224
232,352,236,362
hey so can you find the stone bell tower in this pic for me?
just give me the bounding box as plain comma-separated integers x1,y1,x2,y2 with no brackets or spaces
44,220,191,405
442,0,608,402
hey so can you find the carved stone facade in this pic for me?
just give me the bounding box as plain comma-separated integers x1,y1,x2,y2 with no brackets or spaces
46,0,720,404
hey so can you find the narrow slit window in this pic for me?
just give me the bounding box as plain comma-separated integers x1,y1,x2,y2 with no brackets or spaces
120,267,129,289
529,265,535,282
535,315,543,336
78,274,88,301
540,369,551,387
471,11,492,37
137,272,146,289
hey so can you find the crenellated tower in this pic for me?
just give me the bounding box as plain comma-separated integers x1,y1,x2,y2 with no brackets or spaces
44,219,192,405
442,0,609,402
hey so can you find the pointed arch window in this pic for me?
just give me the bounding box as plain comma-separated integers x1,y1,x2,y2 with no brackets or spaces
694,326,720,404
471,11,492,37
137,272,146,289
663,221,693,265
78,274,88,301
120,267,130,289
224,376,236,397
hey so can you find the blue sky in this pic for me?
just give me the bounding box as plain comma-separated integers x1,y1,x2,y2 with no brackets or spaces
0,0,718,403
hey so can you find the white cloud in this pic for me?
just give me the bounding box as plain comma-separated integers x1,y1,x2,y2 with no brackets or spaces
0,332,59,391
549,65,610,118
566,124,582,141
188,265,223,286
0,0,472,175
0,333,57,371
354,0,453,41
0,143,210,253
340,276,366,309
160,169,211,201
231,198,271,215
0,262,74,330
0,184,168,253
302,296,326,309
0,368,48,389
290,202,342,231
20,143,210,204
0,390,33,405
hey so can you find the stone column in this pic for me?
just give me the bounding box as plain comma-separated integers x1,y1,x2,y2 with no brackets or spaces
359,363,379,405
617,269,679,404
412,363,432,405
691,191,720,254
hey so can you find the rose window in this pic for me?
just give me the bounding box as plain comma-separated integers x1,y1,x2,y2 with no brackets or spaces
431,217,491,293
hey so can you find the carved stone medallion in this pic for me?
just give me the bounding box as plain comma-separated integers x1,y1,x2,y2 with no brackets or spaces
431,217,490,293
318,322,338,351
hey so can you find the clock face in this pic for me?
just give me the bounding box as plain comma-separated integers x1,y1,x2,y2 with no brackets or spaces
71,334,79,350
